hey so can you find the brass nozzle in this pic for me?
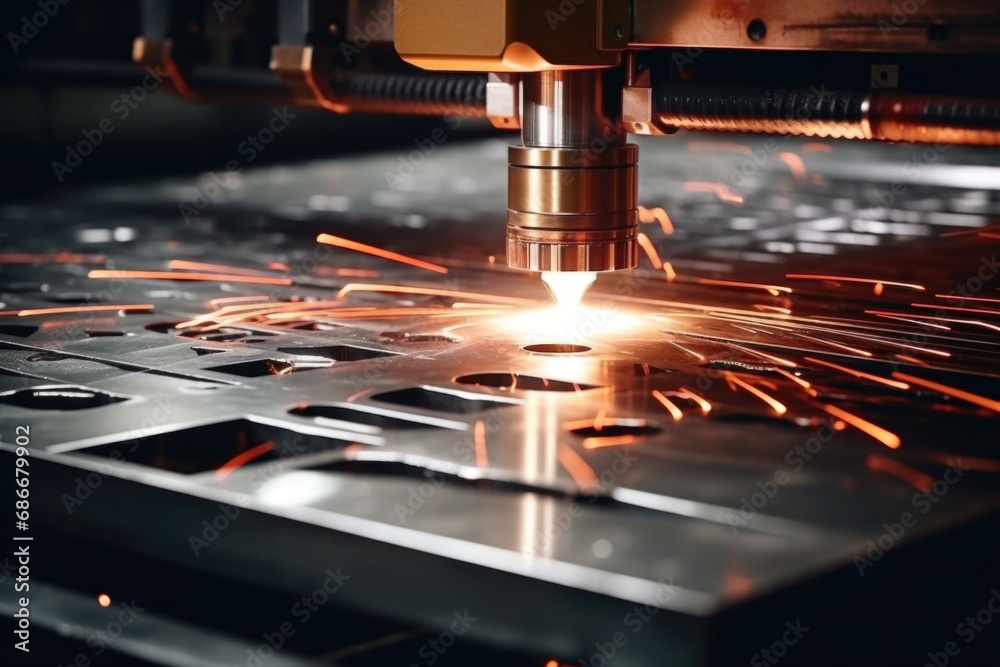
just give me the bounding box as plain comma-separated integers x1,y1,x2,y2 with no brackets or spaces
506,70,638,273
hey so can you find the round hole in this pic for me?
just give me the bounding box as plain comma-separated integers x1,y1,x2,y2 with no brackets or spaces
522,344,591,354
746,18,767,42
614,24,625,39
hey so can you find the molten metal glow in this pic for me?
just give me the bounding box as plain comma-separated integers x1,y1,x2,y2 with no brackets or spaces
636,233,664,269
824,405,900,449
542,272,596,308
893,372,1000,413
725,374,788,415
866,454,933,492
651,390,683,421
557,444,599,490
215,441,276,480
805,357,911,390
786,274,925,291
316,233,448,274
1,304,154,317
88,270,292,285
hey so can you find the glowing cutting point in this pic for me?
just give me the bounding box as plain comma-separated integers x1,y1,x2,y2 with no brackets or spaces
542,271,596,308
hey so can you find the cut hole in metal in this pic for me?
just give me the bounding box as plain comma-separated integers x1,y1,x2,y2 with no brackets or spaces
0,385,127,411
86,330,129,337
191,346,226,356
207,359,327,377
569,420,661,440
277,345,397,362
289,405,451,430
72,419,351,474
456,373,597,392
373,387,518,414
522,344,591,354
0,325,38,338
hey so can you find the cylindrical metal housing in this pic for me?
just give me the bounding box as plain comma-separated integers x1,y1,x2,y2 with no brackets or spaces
508,70,638,272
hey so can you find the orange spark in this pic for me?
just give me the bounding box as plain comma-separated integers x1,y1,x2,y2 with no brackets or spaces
317,233,447,274
893,372,1000,413
167,260,278,276
638,205,675,234
725,374,787,415
775,368,813,392
874,282,884,296
894,354,929,366
911,303,1000,317
777,152,807,181
824,405,900,449
594,408,607,431
652,390,683,421
1,304,154,317
663,262,677,283
215,441,275,480
802,142,833,153
88,270,292,285
208,295,271,308
933,294,1000,305
97,594,112,607
682,181,745,204
558,444,599,491
866,454,933,492
668,340,706,361
268,261,291,272
474,420,489,468
677,388,712,414
582,435,639,449
696,278,791,295
804,357,910,390
636,233,663,269
785,274,925,291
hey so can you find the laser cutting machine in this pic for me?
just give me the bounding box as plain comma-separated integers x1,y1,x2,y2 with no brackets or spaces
2,1,1000,666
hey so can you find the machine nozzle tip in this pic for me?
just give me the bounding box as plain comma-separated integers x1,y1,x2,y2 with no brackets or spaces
542,271,597,308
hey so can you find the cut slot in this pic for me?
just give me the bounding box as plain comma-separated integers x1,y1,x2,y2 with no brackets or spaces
456,373,598,392
568,420,662,440
629,363,675,376
0,325,38,338
277,345,397,362
373,387,519,414
207,359,328,377
522,344,591,354
289,404,453,430
71,419,352,475
0,385,127,411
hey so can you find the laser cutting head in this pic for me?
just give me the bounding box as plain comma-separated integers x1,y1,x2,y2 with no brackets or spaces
507,70,639,278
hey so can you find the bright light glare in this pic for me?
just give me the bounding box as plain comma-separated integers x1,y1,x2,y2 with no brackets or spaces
542,271,596,307
503,305,644,342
